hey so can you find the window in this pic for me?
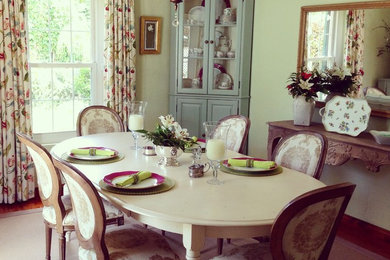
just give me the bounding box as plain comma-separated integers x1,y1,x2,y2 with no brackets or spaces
27,0,104,143
306,11,346,70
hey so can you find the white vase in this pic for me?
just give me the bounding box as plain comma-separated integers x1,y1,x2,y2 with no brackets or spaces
293,96,315,126
155,145,183,167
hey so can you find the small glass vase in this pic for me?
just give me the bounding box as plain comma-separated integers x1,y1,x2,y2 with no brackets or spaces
155,145,183,167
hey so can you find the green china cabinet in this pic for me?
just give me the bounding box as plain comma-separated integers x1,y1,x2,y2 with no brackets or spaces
169,0,254,137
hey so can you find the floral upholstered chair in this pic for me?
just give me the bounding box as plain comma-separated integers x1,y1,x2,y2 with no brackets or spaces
17,133,124,260
272,131,328,180
76,105,125,136
215,115,251,154
211,182,356,260
53,157,180,260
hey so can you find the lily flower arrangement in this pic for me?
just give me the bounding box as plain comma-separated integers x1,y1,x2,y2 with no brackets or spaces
321,66,363,97
137,115,197,151
287,67,324,101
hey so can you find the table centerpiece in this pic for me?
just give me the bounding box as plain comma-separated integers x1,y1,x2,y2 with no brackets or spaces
137,115,197,166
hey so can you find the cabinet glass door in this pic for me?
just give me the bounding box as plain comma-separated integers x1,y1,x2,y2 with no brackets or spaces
177,0,209,94
208,0,242,96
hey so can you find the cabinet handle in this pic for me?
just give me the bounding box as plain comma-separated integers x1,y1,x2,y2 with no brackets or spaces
210,40,214,44
205,40,209,44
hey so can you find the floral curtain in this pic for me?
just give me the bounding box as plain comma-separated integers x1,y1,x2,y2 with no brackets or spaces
104,0,136,128
344,10,365,97
0,0,35,204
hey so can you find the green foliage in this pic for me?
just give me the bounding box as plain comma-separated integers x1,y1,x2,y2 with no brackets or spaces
137,124,197,151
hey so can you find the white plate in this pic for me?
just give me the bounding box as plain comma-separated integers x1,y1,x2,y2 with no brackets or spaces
216,73,233,89
369,130,390,145
189,6,205,23
319,96,371,136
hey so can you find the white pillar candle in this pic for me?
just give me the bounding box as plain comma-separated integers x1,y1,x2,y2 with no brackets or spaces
206,139,226,161
128,114,144,130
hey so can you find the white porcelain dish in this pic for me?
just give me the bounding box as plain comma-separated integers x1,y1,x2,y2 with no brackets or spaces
216,73,233,89
189,6,205,23
369,130,390,145
319,96,371,137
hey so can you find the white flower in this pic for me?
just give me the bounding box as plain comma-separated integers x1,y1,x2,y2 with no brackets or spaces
299,78,314,90
159,115,175,128
331,67,351,80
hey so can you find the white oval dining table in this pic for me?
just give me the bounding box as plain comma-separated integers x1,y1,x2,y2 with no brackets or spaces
51,132,325,260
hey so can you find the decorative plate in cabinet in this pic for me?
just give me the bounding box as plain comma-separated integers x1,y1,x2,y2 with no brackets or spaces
319,96,371,136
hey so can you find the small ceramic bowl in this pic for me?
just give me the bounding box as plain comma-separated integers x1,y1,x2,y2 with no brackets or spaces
369,130,390,145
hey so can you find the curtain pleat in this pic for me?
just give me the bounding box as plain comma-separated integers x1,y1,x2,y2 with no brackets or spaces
0,0,34,204
104,0,136,128
344,10,365,98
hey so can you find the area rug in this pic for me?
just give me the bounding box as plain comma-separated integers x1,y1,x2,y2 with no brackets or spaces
0,210,386,260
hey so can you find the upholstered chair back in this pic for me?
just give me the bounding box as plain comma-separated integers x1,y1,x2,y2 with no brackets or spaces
16,133,67,232
53,157,109,259
215,115,250,154
270,182,356,260
53,157,179,260
272,131,328,179
77,105,125,136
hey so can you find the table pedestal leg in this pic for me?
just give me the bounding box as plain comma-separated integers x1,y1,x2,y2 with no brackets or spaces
183,224,205,260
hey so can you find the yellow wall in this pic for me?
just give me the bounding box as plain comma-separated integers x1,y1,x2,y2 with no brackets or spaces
134,0,171,130
363,8,390,88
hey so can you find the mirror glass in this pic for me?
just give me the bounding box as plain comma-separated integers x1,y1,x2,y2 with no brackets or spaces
298,2,390,118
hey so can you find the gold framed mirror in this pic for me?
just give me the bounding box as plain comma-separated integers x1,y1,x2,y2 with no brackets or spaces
297,1,390,118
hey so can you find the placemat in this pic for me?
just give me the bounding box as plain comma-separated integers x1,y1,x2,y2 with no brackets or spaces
220,165,283,177
98,177,175,195
61,152,125,165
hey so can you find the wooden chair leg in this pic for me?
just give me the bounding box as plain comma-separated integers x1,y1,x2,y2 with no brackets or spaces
217,238,224,255
58,233,66,260
227,238,231,244
45,224,52,260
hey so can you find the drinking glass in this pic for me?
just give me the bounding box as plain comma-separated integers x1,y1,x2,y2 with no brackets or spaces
203,121,230,185
128,101,147,150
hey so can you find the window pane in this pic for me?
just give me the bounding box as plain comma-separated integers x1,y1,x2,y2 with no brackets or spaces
32,101,53,133
31,68,52,100
53,100,74,132
72,32,91,62
54,0,71,31
53,31,72,62
72,0,91,30
53,68,73,100
74,68,91,99
28,30,51,62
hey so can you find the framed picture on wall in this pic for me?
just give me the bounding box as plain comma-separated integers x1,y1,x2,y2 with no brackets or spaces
140,16,162,54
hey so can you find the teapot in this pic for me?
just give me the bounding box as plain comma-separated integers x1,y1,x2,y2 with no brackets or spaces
217,36,232,54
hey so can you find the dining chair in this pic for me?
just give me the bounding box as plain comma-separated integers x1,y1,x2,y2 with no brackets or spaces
76,105,125,136
16,133,124,260
272,131,328,180
215,115,251,154
52,157,180,260
214,115,250,253
211,182,356,260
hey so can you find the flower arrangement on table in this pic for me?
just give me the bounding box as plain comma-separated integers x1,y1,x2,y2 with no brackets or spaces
136,115,197,151
286,67,324,102
321,66,363,97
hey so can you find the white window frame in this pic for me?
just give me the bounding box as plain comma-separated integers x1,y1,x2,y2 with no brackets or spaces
27,0,105,146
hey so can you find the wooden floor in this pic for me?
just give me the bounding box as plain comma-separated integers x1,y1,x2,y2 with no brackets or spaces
1,192,390,259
